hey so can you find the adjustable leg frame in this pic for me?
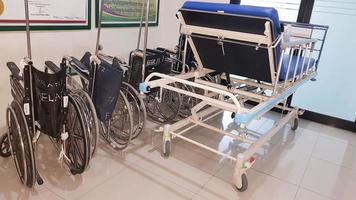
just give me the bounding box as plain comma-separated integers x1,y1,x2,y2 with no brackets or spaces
140,68,316,191
140,15,327,191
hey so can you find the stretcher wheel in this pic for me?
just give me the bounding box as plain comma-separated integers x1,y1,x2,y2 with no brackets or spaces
7,101,36,187
163,140,171,157
235,173,248,192
0,134,11,157
291,118,299,131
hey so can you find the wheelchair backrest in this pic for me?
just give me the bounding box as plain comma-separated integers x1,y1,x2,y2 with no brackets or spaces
80,52,124,122
24,65,67,138
180,1,282,83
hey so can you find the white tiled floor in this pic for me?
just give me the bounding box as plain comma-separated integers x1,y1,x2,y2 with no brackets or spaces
0,113,355,200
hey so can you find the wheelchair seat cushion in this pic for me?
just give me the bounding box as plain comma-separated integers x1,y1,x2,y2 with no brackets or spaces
279,55,315,81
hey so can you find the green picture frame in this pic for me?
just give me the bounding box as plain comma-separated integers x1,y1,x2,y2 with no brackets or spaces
0,0,91,31
95,0,160,28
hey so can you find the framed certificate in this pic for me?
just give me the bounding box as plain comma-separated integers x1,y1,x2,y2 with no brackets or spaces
0,0,91,31
96,0,160,28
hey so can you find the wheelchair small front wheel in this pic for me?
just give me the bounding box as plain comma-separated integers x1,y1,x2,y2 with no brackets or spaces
0,134,11,158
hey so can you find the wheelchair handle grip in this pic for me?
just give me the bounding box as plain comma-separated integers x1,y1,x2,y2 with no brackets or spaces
70,57,89,71
45,61,61,73
6,62,23,80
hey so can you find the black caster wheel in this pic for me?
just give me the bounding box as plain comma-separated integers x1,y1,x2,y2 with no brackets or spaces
0,134,11,158
291,118,299,131
235,173,248,192
163,140,171,157
36,174,44,185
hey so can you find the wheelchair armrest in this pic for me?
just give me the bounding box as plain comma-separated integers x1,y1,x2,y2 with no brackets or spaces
6,62,23,80
45,61,61,73
70,57,89,72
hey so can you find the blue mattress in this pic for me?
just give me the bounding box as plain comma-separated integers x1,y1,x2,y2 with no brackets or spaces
280,55,315,81
182,1,281,39
181,1,314,82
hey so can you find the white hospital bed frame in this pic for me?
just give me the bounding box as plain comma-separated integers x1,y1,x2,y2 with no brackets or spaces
140,10,328,191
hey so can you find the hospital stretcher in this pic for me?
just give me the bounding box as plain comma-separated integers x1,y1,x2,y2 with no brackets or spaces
140,1,328,191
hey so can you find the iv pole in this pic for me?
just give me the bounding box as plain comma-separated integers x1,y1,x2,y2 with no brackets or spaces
24,0,32,60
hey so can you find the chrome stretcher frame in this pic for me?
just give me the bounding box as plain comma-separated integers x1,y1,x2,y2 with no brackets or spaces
140,2,328,191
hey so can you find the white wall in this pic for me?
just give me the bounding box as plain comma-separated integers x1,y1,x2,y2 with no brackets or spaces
0,0,184,126
0,0,229,126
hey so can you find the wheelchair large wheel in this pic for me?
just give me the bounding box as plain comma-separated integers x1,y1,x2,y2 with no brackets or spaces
101,91,134,150
121,82,147,140
71,89,99,158
0,134,11,158
145,83,182,123
6,101,36,187
64,94,91,175
176,82,198,119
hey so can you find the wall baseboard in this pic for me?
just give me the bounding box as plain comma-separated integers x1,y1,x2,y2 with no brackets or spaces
301,110,356,133
246,101,355,133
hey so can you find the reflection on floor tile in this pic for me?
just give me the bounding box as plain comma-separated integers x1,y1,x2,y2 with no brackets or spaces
312,136,356,170
197,168,298,200
301,158,356,200
132,149,214,193
78,165,195,200
295,188,333,200
0,113,355,200
253,145,310,185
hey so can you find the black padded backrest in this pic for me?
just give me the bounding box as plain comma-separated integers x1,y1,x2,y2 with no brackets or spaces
92,56,124,122
29,66,67,138
181,9,279,83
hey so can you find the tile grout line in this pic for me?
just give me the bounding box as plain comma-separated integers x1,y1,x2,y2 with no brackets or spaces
69,148,154,200
291,129,321,200
299,186,338,200
43,184,67,200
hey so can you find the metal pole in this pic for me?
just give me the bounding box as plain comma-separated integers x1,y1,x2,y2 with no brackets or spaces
142,0,150,83
136,1,146,50
95,0,105,56
24,0,32,60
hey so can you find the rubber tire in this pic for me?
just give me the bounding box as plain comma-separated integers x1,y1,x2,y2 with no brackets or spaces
0,134,11,158
291,118,299,131
163,140,171,158
235,173,248,192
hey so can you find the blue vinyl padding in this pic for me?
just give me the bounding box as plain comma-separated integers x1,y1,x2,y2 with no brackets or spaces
182,1,280,39
280,55,315,81
235,72,317,125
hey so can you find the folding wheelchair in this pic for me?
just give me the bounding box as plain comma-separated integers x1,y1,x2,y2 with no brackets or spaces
47,52,146,150
0,60,95,187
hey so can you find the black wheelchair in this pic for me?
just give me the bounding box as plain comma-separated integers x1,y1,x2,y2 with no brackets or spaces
46,52,146,150
129,46,221,123
0,60,95,187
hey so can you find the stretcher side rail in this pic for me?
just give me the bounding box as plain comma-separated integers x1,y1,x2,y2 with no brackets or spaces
140,1,328,192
